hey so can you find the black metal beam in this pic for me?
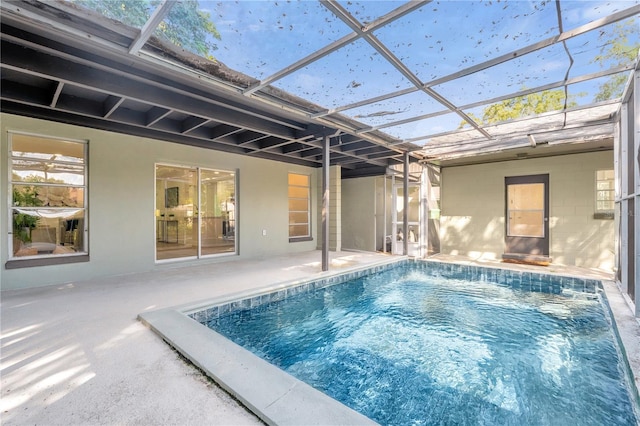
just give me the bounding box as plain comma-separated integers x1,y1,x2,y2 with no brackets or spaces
0,41,302,141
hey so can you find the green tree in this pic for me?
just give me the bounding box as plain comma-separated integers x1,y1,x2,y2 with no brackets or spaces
593,18,640,102
12,185,43,244
460,19,638,128
459,88,580,128
73,0,220,59
483,89,577,124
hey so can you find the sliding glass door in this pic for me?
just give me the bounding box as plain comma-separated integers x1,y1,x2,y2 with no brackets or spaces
200,169,235,256
156,165,236,261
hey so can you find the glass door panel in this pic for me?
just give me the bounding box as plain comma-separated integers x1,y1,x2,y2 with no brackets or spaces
156,165,197,260
505,175,549,256
392,183,421,256
507,183,544,237
200,169,235,256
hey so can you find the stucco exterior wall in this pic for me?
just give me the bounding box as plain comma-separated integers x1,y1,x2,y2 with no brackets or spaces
342,176,377,252
1,113,318,290
375,176,393,252
440,151,615,271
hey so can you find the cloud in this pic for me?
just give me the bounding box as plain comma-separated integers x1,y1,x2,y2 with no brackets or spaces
562,1,626,25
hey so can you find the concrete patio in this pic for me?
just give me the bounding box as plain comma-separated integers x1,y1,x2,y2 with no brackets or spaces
1,251,638,425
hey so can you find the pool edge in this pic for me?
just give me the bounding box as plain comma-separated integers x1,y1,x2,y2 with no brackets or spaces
600,280,640,417
138,307,377,426
138,257,640,424
137,258,408,426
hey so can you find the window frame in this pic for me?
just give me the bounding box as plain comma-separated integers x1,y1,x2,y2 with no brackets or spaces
154,163,238,262
6,131,89,269
288,172,312,242
595,169,615,220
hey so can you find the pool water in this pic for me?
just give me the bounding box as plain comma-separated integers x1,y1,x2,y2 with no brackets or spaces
207,265,638,425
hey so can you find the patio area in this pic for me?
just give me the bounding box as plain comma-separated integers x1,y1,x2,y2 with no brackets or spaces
0,251,391,425
1,250,638,425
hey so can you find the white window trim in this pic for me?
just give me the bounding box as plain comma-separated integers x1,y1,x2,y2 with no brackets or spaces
154,163,238,262
595,169,615,219
7,131,89,268
288,172,311,241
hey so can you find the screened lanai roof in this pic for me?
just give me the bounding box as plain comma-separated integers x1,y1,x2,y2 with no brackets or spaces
1,0,639,171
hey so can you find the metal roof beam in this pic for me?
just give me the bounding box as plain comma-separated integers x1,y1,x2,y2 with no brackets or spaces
322,0,492,140
50,81,64,108
0,41,301,141
181,116,209,134
249,136,318,154
145,106,172,126
128,0,173,54
103,95,124,119
209,124,243,140
317,3,640,122
426,3,640,89
370,64,633,137
236,131,269,146
244,0,429,96
414,102,619,149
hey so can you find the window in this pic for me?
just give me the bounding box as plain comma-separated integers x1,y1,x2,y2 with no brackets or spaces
9,133,87,262
156,164,236,261
288,173,310,240
595,169,615,218
507,183,545,237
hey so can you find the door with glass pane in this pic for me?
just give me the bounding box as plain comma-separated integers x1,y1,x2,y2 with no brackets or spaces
392,183,421,256
156,165,236,261
505,174,549,256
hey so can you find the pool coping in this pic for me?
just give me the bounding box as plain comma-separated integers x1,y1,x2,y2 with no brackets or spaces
138,257,405,426
138,257,640,425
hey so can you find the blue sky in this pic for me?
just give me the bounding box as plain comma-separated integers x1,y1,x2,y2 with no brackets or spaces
162,0,640,141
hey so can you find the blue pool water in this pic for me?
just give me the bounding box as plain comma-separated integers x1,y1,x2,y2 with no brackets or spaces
206,264,638,425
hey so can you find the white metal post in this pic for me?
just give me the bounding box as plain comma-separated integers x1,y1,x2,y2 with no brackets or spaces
634,68,640,316
322,134,330,272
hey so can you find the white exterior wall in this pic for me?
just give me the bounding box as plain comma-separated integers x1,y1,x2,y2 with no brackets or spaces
315,165,342,252
440,151,615,270
342,176,377,252
1,114,318,290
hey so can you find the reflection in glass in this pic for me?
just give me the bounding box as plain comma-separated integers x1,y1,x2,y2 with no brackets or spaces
200,169,235,256
395,186,420,225
156,165,236,260
156,165,197,260
12,159,85,185
596,169,615,212
12,133,84,162
393,183,421,256
10,134,87,259
288,173,310,238
507,183,544,237
12,209,84,257
13,184,84,208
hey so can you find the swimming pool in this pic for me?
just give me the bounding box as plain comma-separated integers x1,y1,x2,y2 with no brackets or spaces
140,259,640,425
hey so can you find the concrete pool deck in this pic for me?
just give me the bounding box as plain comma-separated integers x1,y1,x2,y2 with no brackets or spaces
1,250,639,425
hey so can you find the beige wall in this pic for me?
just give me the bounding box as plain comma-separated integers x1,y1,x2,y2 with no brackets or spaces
342,176,377,252
315,165,342,251
375,176,393,252
1,114,318,290
440,151,615,270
